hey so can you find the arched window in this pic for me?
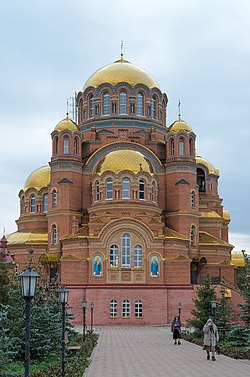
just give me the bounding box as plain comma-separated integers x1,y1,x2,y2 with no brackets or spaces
103,92,110,115
134,245,142,267
110,300,118,317
83,108,86,120
179,138,184,155
73,138,78,154
43,194,48,212
190,225,196,246
52,224,58,245
137,93,144,116
122,300,130,317
189,138,193,155
152,182,156,202
122,233,131,268
135,299,142,318
109,244,118,267
191,191,195,208
55,136,58,154
171,139,175,156
197,168,206,192
106,178,113,200
96,181,100,201
63,137,69,154
119,91,127,114
52,190,57,207
152,96,156,119
122,178,130,199
30,194,36,213
89,95,94,118
139,179,145,200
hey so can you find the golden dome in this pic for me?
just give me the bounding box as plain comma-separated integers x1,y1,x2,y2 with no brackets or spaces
223,209,230,220
96,150,153,174
23,166,51,192
168,118,193,133
196,155,220,177
83,59,160,91
54,114,78,132
231,250,245,267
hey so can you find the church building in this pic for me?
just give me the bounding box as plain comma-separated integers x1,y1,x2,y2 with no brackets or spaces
7,55,244,325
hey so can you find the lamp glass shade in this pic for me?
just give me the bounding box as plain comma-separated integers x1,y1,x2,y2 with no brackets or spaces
82,298,87,308
177,303,182,310
211,300,217,309
60,287,69,304
19,268,40,297
90,302,94,309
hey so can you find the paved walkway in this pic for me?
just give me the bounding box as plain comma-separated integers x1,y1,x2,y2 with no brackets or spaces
83,326,250,377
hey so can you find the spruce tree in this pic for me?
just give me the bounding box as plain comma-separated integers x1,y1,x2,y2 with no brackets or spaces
188,275,217,336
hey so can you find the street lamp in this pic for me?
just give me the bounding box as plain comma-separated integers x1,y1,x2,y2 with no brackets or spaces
177,303,182,319
211,300,217,320
19,266,40,377
90,302,94,332
82,298,87,342
60,287,69,377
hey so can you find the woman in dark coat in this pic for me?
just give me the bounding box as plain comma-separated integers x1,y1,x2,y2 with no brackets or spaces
171,316,182,345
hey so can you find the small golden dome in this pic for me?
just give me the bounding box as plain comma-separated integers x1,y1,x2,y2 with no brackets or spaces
196,155,220,177
83,59,160,91
23,166,51,192
54,114,78,132
231,250,245,267
96,150,153,174
168,118,193,133
223,209,230,220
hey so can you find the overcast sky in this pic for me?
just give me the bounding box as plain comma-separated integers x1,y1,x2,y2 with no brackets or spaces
0,0,249,252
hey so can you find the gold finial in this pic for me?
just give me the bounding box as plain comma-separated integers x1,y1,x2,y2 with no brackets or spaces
121,40,124,60
3,227,5,237
178,99,181,120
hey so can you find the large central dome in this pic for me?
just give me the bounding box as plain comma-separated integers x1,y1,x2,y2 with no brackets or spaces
95,150,153,174
83,59,160,91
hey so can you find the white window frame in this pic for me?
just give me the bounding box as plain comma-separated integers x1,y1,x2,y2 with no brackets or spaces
137,93,143,116
122,233,131,268
122,300,130,318
52,224,58,245
43,194,48,213
30,194,36,213
134,245,142,267
89,95,94,118
52,190,57,207
122,178,130,199
110,300,118,317
63,137,69,154
96,181,100,201
191,191,195,208
179,138,184,155
119,91,127,115
103,92,110,115
109,244,118,267
106,178,113,200
152,96,156,119
139,179,145,200
135,299,143,318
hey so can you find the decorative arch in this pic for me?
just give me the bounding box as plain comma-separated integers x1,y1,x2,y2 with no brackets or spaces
83,142,164,174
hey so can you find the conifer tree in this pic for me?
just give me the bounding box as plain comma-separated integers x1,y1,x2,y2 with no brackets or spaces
188,275,217,335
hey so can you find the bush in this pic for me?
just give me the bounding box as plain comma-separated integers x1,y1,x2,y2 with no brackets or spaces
182,334,250,359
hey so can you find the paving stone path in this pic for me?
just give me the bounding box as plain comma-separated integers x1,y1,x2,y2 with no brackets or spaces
83,326,249,377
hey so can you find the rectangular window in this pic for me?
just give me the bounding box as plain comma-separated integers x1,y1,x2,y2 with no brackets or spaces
135,300,142,318
122,234,131,268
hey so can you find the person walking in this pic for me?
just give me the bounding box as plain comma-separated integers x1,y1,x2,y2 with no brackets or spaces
171,315,182,345
203,318,219,361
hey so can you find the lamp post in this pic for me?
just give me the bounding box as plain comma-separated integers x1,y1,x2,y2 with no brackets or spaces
60,287,69,377
90,302,94,332
211,300,217,321
82,298,87,342
19,266,40,377
177,303,182,320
